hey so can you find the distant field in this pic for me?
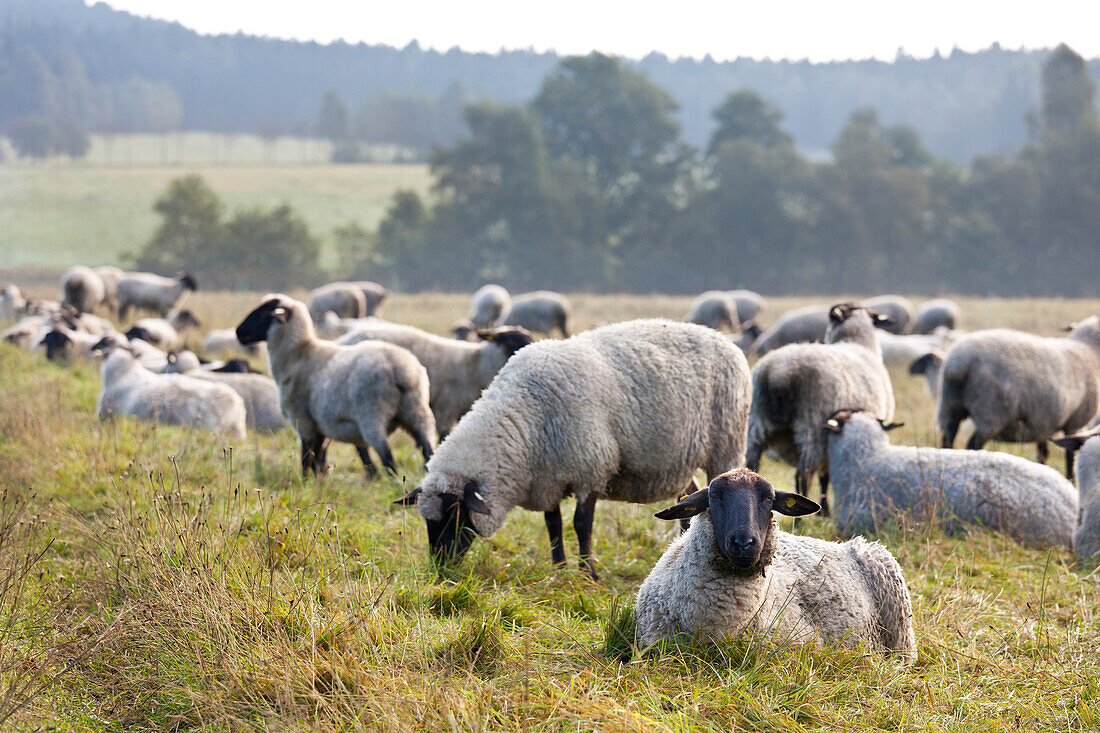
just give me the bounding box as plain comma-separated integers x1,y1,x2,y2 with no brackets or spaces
0,137,432,271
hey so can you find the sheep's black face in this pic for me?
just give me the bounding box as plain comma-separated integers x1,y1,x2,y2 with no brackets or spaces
43,330,71,362
483,327,534,358
179,273,198,291
124,326,153,343
426,494,479,568
236,299,287,345
176,309,201,329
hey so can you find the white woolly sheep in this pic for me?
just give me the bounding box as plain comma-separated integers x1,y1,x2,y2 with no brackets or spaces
502,290,572,337
937,318,1100,478
0,285,27,322
236,295,436,476
350,281,388,315
164,350,288,432
634,468,916,661
308,282,367,323
1054,429,1100,559
751,305,830,356
116,271,197,319
337,323,533,438
864,295,916,335
688,291,737,331
912,298,961,335
746,303,895,514
96,347,247,439
469,284,511,328
95,266,125,312
825,410,1077,549
60,266,107,314
395,319,751,578
91,334,169,372
126,309,202,350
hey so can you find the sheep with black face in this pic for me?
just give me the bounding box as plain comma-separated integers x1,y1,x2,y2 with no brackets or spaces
116,271,197,319
236,295,435,476
635,468,916,661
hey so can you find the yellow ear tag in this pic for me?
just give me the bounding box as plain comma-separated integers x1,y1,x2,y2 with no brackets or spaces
785,497,796,508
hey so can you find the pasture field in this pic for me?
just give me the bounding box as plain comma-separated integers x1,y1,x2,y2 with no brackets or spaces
2,293,1100,731
0,156,431,272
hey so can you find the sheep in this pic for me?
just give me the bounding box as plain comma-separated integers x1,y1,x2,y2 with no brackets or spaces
41,324,112,363
730,290,766,325
450,319,480,342
469,284,511,328
60,266,107,314
1053,429,1100,558
912,298,961,335
502,290,572,337
907,350,945,399
338,323,534,438
164,350,288,432
0,284,27,321
394,319,752,578
91,334,169,373
116,271,197,319
95,266,125,312
688,291,737,331
937,318,1100,478
634,468,916,660
316,313,388,340
350,281,388,316
728,323,763,354
125,309,202,350
877,328,955,370
236,295,436,476
2,315,51,349
308,282,367,322
751,305,829,356
95,346,246,439
202,328,266,361
825,410,1077,549
746,303,895,514
864,295,915,335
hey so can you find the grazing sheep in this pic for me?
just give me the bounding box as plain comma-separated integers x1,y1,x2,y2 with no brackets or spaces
825,410,1076,549
95,266,125,312
116,271,197,319
60,266,107,314
395,319,751,578
634,468,916,661
125,309,202,350
236,295,436,476
469,284,511,328
907,350,946,399
164,350,288,432
96,347,247,439
912,299,961,335
865,295,916,335
450,319,480,342
338,323,533,438
751,305,830,356
308,282,367,323
350,281,388,316
1053,429,1100,559
746,303,895,514
728,323,763,354
0,285,27,322
202,328,266,361
502,290,572,337
937,318,1100,478
688,291,737,331
730,290,766,326
877,328,955,370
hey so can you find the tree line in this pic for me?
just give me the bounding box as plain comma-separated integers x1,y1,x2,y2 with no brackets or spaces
137,45,1100,297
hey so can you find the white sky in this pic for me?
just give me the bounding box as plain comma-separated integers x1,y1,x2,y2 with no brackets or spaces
100,0,1098,62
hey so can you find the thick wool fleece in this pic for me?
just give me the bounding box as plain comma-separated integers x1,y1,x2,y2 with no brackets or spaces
502,291,571,336
635,515,916,660
165,353,287,432
1073,436,1100,558
416,319,751,538
60,266,107,314
827,413,1077,549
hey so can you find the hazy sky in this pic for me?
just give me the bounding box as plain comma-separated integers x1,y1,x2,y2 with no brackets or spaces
101,0,1095,62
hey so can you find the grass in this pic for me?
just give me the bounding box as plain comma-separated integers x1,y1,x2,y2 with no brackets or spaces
3,292,1100,730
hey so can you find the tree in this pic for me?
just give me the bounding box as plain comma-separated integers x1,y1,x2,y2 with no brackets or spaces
133,174,224,273
316,90,349,142
5,114,54,157
707,90,792,155
1041,44,1097,136
220,205,321,289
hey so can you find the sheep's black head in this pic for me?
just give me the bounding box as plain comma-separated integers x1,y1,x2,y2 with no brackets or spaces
178,272,198,291
213,358,254,373
174,309,202,330
451,320,478,341
828,303,892,330
236,298,289,345
124,325,153,344
908,351,943,376
394,481,489,570
741,322,763,340
477,326,534,358
655,468,818,572
822,409,905,434
42,330,71,362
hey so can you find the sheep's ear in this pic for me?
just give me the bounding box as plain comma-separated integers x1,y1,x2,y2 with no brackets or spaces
880,420,905,432
463,481,490,514
824,417,844,433
871,311,894,328
1053,435,1087,451
1063,323,1077,333
655,488,710,520
475,329,495,342
772,492,820,517
829,305,846,322
271,306,288,324
909,352,942,375
166,351,178,364
393,487,422,506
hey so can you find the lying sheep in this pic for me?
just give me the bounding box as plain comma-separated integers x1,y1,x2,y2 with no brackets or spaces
236,295,436,476
395,319,751,578
0,285,27,322
502,290,571,337
1053,429,1100,558
164,350,287,432
912,299,961,335
747,304,895,514
469,284,511,328
3,315,51,349
338,323,533,437
96,346,247,439
937,318,1100,478
825,410,1076,549
751,305,829,356
865,295,915,335
95,266,125,313
60,266,107,314
308,282,366,322
125,309,202,350
91,335,169,372
116,271,197,319
634,468,916,660
41,324,111,363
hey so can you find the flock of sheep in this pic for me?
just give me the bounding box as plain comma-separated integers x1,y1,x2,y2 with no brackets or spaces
4,268,1100,661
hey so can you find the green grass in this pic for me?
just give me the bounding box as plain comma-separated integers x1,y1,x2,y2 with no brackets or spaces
0,150,431,271
2,294,1100,730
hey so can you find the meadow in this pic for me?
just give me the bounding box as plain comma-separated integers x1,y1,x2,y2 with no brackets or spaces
2,292,1100,731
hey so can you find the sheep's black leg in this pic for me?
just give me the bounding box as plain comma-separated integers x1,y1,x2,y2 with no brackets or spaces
356,446,377,477
794,470,806,497
301,434,327,477
545,507,566,567
1036,440,1049,464
1065,447,1076,480
965,434,987,451
942,413,964,449
376,442,397,474
574,493,598,580
818,472,831,517
411,430,434,462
